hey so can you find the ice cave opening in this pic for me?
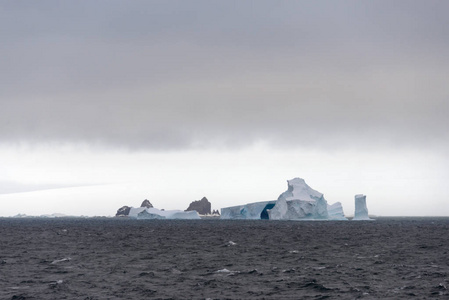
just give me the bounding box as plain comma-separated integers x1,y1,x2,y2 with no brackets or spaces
260,203,276,220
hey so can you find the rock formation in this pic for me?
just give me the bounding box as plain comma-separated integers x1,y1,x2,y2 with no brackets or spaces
116,206,131,217
115,199,201,219
185,197,211,215
115,199,152,217
141,199,153,208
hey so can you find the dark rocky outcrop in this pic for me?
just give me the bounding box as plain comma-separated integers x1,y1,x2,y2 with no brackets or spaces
116,206,131,217
185,197,211,215
212,209,220,215
116,199,153,217
141,199,153,208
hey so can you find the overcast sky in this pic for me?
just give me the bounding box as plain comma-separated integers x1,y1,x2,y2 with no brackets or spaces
1,1,448,216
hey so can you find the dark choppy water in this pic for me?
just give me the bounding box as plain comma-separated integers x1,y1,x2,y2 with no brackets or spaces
1,217,448,299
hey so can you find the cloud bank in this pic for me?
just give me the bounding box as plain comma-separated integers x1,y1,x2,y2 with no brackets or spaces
1,1,448,151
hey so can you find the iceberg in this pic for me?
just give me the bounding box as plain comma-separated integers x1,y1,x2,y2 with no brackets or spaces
353,194,370,220
221,177,373,221
136,209,166,219
128,207,201,220
221,201,276,219
115,199,200,219
327,202,347,220
268,178,329,220
221,177,348,220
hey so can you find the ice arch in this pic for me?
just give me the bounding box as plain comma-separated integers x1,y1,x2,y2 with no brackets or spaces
260,203,276,219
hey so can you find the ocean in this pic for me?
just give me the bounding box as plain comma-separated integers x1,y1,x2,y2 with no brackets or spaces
1,217,448,299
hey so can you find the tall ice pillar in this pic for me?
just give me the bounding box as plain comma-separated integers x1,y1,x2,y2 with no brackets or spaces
353,194,370,220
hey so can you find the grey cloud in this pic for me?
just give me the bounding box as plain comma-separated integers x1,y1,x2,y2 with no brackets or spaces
1,1,448,151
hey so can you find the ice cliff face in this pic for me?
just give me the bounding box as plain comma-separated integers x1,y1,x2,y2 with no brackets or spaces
327,202,347,220
137,209,166,219
269,178,329,220
221,201,276,219
353,194,370,220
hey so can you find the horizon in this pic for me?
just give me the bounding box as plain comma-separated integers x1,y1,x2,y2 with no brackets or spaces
1,1,448,217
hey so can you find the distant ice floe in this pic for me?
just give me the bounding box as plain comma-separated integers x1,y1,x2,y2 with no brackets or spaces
215,268,240,275
51,257,71,264
225,241,237,247
11,213,84,218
